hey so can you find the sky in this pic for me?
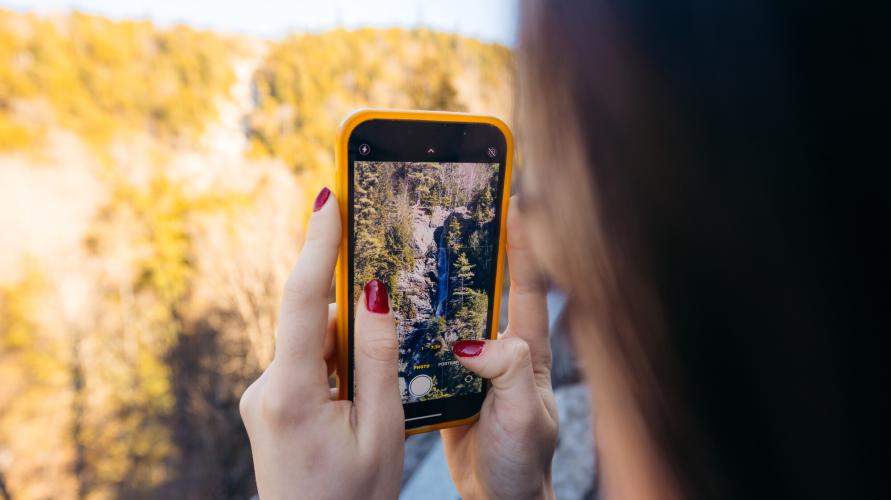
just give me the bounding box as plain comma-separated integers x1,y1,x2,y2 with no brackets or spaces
2,0,519,45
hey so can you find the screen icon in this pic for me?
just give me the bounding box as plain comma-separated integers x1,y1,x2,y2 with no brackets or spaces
426,147,436,155
359,143,371,155
487,146,497,158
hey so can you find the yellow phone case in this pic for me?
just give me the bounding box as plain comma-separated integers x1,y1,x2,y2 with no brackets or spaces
335,108,513,435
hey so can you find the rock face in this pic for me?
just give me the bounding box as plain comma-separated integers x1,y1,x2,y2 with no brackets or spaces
393,204,477,401
395,206,438,341
411,205,448,255
395,205,471,339
399,263,433,322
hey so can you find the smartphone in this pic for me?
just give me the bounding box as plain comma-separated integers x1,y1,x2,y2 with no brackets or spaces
335,109,512,434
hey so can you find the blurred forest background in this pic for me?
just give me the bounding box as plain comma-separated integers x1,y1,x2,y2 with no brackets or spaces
0,8,514,499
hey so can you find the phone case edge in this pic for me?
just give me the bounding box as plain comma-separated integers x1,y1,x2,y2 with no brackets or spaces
335,108,514,435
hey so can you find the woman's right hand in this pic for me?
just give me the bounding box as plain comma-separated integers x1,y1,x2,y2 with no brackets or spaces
441,200,559,499
239,188,405,500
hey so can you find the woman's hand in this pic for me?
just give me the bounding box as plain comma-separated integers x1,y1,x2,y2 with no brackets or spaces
239,188,404,500
441,199,559,500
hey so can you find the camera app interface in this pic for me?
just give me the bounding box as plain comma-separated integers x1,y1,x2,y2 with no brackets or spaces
353,161,500,403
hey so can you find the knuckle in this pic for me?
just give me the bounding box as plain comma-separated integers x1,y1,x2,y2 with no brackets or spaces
304,223,340,250
359,334,398,364
258,389,303,426
239,381,257,423
282,271,322,305
243,367,323,429
504,337,532,366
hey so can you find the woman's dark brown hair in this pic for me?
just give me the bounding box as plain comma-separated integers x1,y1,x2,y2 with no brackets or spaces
519,0,885,498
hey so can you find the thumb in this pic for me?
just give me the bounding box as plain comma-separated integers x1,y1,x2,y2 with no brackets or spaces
354,279,403,446
452,337,539,405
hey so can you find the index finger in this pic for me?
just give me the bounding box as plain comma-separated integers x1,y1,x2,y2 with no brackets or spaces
505,195,552,379
274,187,341,387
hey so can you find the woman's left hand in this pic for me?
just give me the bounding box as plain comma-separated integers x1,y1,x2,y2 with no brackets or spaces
441,199,560,499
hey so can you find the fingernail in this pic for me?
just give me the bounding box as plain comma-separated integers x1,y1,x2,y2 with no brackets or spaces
453,340,485,357
313,186,331,212
364,279,390,314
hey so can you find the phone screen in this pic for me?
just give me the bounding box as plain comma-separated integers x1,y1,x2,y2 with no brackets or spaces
353,160,499,403
347,119,507,428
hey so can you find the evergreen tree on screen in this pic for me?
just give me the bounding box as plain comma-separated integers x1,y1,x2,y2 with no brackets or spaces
408,169,431,206
454,251,474,306
355,164,386,298
447,217,462,251
480,184,494,216
473,185,494,227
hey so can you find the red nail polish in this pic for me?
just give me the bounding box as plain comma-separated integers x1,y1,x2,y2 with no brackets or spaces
364,279,390,314
313,187,331,212
453,340,485,357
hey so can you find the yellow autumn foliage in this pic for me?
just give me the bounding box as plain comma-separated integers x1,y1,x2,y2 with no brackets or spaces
0,7,514,498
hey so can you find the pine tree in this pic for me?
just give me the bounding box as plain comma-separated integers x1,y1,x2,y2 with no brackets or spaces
454,288,488,339
481,185,494,219
354,163,387,299
480,184,493,210
472,185,493,227
469,231,481,252
407,169,429,205
454,251,475,306
447,216,462,251
472,204,485,227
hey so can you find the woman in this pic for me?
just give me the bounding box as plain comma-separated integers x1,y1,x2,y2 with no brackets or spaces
239,0,883,498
